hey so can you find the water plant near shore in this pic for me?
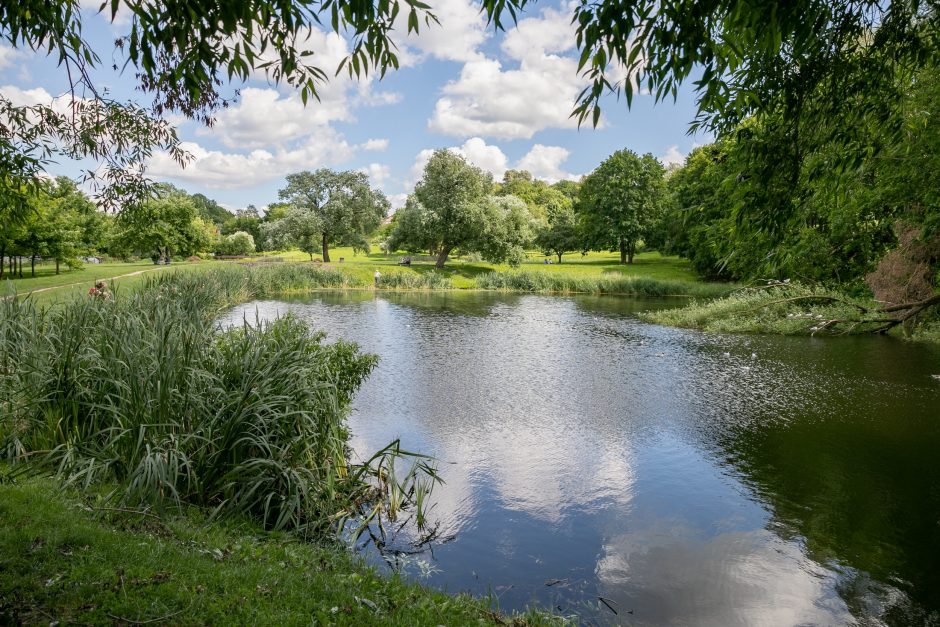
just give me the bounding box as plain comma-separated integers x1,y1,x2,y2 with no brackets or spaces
0,269,437,536
475,270,732,298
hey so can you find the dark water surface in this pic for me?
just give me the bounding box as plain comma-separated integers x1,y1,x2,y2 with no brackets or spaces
220,291,940,626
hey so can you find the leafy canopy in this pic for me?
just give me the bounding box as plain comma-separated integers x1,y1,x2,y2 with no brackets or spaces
274,169,389,262
579,149,665,264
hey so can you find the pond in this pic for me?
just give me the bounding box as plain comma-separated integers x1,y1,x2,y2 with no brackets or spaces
220,291,940,626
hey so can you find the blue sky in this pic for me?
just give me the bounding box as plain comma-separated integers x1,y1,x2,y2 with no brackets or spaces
0,0,709,212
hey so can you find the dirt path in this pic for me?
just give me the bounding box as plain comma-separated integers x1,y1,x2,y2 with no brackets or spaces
11,265,173,298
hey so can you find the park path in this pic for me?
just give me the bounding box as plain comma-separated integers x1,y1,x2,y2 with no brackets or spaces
6,264,173,299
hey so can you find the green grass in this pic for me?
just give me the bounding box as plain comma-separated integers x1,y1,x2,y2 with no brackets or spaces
267,248,703,286
0,476,554,626
6,250,719,308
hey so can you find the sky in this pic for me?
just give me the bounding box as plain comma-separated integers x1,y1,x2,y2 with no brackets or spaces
0,0,710,212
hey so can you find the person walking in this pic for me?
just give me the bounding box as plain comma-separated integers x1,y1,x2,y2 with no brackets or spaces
374,269,381,287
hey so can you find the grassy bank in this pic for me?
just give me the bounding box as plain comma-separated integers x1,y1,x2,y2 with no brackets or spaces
0,476,550,626
476,270,731,297
643,282,940,340
6,249,707,305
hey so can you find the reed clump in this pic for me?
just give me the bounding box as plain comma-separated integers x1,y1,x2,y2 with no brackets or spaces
377,270,453,290
475,270,732,298
0,268,435,535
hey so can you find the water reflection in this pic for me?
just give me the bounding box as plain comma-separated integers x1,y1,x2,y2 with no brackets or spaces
220,292,940,625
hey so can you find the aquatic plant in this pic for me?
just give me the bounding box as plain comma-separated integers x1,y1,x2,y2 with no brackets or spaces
474,270,731,298
0,269,436,535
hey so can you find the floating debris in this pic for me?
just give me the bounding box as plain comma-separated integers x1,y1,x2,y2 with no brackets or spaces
598,596,618,615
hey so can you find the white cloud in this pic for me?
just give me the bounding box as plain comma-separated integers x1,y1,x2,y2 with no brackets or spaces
387,193,409,210
147,136,355,189
0,84,70,111
358,162,391,188
516,144,577,182
361,138,389,151
451,137,508,179
501,6,575,63
0,45,26,71
201,88,341,149
427,7,587,139
397,0,490,64
659,145,686,166
405,138,507,187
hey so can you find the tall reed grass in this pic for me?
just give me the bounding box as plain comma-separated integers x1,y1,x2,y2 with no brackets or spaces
0,268,437,536
475,270,732,298
377,270,453,290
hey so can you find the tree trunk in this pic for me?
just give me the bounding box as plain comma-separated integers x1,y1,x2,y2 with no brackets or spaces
30,255,35,277
557,252,563,264
322,233,330,263
435,245,452,268
627,241,635,264
619,236,627,265
56,259,60,275
0,245,5,279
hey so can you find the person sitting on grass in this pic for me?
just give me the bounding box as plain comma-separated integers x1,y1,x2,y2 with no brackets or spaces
88,280,112,300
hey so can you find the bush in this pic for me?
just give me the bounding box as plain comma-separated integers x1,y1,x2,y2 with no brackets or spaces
218,231,256,256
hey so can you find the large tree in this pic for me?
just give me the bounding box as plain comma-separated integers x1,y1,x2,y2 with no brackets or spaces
578,150,665,264
276,170,388,263
388,150,492,268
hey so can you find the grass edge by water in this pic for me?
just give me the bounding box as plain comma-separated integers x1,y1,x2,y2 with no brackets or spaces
0,474,560,626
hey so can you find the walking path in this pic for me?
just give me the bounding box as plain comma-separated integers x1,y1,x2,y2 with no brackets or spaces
4,265,173,300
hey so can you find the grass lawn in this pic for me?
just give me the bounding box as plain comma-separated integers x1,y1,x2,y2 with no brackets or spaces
270,248,701,288
0,476,550,626
5,248,707,305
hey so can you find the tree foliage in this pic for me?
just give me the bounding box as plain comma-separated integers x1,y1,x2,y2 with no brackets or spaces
275,169,388,263
112,185,214,259
387,150,533,267
579,150,665,264
534,193,579,263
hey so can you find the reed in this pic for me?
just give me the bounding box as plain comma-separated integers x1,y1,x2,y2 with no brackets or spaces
475,270,732,298
0,268,436,536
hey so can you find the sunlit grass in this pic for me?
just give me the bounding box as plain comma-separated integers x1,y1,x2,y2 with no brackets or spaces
0,475,559,626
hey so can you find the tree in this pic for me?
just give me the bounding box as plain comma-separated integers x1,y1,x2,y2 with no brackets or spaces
578,150,665,264
534,194,581,263
389,150,493,268
261,205,322,259
276,170,388,263
495,170,577,223
222,207,264,251
113,186,211,259
473,195,535,267
4,0,936,217
191,194,233,226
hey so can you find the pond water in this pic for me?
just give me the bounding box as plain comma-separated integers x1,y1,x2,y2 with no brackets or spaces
220,291,940,626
